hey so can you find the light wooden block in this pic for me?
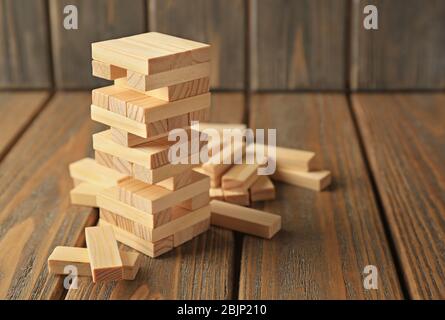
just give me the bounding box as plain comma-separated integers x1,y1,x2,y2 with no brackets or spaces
202,141,244,177
92,60,126,80
70,182,102,207
209,188,224,201
110,127,169,147
85,226,123,282
95,150,114,168
221,163,259,190
178,191,210,211
92,32,210,75
48,246,141,280
167,113,189,131
92,85,126,109
193,166,223,188
147,77,209,101
69,157,128,188
210,200,281,239
98,219,174,258
112,156,132,175
126,62,210,91
109,89,143,116
156,168,194,191
133,161,198,185
189,107,210,123
250,176,276,202
100,205,210,242
173,217,210,247
272,168,331,191
117,171,210,214
223,188,250,206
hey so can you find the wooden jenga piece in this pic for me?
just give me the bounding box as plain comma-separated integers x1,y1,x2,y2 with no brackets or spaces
146,77,209,101
272,168,331,191
223,188,250,206
69,158,128,187
133,162,197,185
109,89,144,116
70,182,102,207
85,226,123,282
98,219,174,258
92,85,126,109
249,176,276,202
167,114,189,131
156,168,194,191
92,60,126,80
178,192,210,211
202,141,244,178
173,217,210,247
209,188,224,201
193,166,223,188
210,200,281,239
112,155,133,175
110,127,169,147
189,107,210,123
48,246,141,280
95,150,114,168
221,164,259,190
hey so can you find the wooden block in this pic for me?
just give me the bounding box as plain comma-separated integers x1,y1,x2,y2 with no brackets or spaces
189,107,210,123
272,168,331,191
98,219,174,258
156,168,194,191
126,92,210,124
221,164,259,190
178,191,210,211
167,113,189,131
69,157,128,188
193,166,222,188
117,171,210,214
249,176,276,202
92,32,210,75
112,156,132,175
210,200,281,239
126,62,210,91
247,143,316,172
110,127,169,147
92,85,126,109
147,77,209,101
92,60,126,80
133,161,198,185
70,182,103,207
100,205,210,242
85,226,123,282
109,89,143,116
173,217,210,247
209,188,224,201
202,141,244,177
48,246,141,280
98,187,172,228
72,178,83,187
223,188,250,206
95,150,114,168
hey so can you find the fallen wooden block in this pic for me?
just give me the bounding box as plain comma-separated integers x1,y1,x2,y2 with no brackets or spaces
92,32,210,76
209,188,224,201
92,60,126,80
70,182,103,207
85,226,123,282
210,200,281,239
223,188,250,206
48,246,141,280
250,176,276,202
99,219,174,258
69,157,128,188
202,141,244,177
221,163,259,190
272,168,331,191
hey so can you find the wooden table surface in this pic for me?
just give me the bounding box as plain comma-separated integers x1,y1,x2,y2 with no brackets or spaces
0,91,444,300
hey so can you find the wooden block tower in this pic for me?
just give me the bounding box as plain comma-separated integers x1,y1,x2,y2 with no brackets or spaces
70,32,212,257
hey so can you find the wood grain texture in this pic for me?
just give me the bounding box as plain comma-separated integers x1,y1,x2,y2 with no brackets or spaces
0,92,49,160
350,0,445,90
0,0,52,88
49,0,145,88
249,0,346,90
0,92,104,299
209,93,245,124
65,227,234,299
149,0,245,89
352,94,445,299
240,93,403,299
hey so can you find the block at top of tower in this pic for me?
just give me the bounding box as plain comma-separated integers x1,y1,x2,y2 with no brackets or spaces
91,32,210,75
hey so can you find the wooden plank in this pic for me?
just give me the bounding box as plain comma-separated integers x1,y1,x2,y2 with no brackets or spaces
350,0,445,90
250,176,275,202
85,226,123,282
249,0,346,90
92,60,126,80
352,93,445,299
0,92,49,159
49,0,145,88
240,93,403,299
70,182,103,207
48,246,141,280
0,0,51,88
0,92,103,299
211,200,281,239
69,157,129,187
221,164,259,190
272,168,332,191
149,0,245,89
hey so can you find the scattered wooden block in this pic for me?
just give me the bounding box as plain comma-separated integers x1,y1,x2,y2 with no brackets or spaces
250,176,276,202
223,188,250,206
70,182,103,207
116,171,210,214
221,163,259,190
173,217,210,247
85,226,123,282
69,157,128,188
48,246,141,280
202,141,244,177
210,200,281,239
98,219,174,258
178,191,210,211
272,168,331,191
92,32,210,75
209,188,224,201
126,62,210,92
92,60,126,80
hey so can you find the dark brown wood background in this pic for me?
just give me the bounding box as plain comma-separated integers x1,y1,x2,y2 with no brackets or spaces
1,0,444,90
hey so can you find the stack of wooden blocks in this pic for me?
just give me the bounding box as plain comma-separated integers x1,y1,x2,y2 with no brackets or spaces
70,32,212,258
